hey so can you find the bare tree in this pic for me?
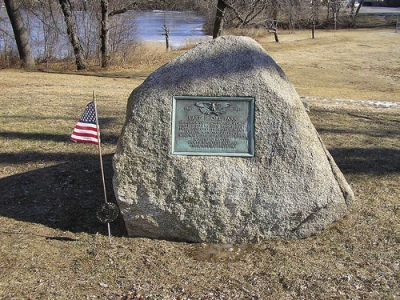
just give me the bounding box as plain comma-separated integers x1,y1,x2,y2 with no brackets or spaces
350,0,365,27
278,0,306,31
326,0,345,27
225,0,268,28
100,0,109,68
108,1,138,16
212,0,272,37
58,0,87,70
311,0,317,38
213,0,227,38
162,23,170,51
102,1,137,66
4,0,35,69
264,20,279,42
28,0,64,64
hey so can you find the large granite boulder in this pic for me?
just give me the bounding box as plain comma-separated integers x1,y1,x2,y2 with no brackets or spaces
113,36,354,243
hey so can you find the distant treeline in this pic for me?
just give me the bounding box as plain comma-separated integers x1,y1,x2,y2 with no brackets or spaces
1,0,397,70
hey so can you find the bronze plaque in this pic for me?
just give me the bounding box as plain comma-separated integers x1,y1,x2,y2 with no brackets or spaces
172,96,254,156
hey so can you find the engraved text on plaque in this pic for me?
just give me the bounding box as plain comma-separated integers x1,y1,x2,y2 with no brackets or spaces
172,96,254,156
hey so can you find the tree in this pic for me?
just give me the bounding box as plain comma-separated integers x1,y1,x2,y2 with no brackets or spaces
225,0,268,28
350,0,365,27
100,0,109,68
264,20,279,42
311,0,317,38
162,23,170,51
4,0,35,69
29,0,64,64
58,0,87,70
212,0,272,38
213,0,227,38
102,1,137,66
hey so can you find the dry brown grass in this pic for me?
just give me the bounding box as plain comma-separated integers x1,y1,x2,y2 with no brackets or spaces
261,28,400,102
224,27,268,39
109,42,180,68
0,29,399,299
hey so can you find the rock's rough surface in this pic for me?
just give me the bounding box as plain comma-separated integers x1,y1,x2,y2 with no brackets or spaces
113,36,354,243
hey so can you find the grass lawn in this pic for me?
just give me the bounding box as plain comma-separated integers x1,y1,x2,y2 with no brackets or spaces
0,28,399,299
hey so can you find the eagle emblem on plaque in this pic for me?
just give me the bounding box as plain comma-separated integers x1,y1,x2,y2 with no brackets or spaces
195,102,231,116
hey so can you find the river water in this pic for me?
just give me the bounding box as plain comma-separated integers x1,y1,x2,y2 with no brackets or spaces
134,10,210,48
0,10,209,59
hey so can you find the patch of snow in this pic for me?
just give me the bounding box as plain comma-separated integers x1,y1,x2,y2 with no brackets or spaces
303,97,400,109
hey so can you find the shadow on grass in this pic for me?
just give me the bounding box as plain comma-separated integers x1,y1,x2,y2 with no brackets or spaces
328,148,400,174
0,153,126,236
37,69,152,80
319,127,399,138
0,146,399,236
0,131,119,145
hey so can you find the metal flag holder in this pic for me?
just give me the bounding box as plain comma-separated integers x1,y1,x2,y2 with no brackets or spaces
93,93,119,242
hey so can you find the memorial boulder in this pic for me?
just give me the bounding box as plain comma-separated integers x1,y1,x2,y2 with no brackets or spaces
113,36,354,243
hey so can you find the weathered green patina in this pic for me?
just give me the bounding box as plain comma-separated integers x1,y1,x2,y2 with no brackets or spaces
172,96,255,157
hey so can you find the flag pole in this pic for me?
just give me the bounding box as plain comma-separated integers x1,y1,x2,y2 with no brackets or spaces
93,92,112,242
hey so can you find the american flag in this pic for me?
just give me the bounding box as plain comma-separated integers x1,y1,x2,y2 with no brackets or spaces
70,101,99,145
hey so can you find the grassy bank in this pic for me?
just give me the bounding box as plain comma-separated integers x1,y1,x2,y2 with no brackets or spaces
0,29,399,299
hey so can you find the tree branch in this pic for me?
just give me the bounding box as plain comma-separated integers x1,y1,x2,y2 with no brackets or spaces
109,3,137,17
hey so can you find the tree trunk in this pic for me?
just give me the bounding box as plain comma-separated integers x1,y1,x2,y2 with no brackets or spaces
264,21,279,43
162,23,170,51
58,0,87,70
271,0,279,22
349,0,356,18
100,0,109,68
351,0,365,27
4,0,35,69
213,0,226,39
311,0,316,39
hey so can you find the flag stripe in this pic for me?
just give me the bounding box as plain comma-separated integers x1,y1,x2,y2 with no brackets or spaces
71,134,99,143
74,122,97,130
71,135,99,143
71,139,98,145
72,128,98,135
71,131,98,139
